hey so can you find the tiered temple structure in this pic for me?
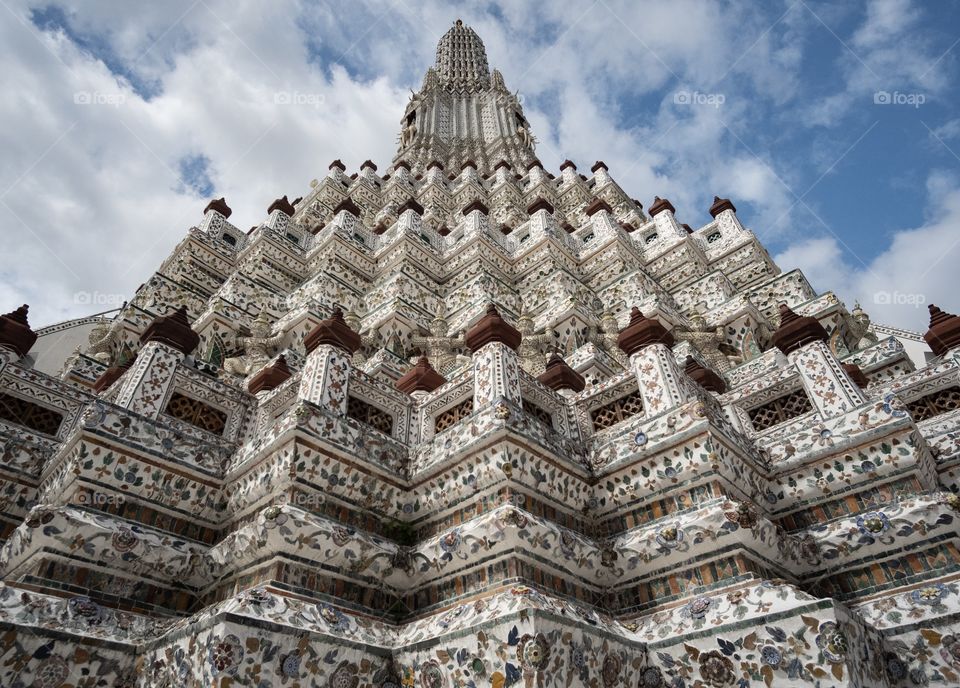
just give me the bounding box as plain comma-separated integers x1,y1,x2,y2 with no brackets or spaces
2,19,960,688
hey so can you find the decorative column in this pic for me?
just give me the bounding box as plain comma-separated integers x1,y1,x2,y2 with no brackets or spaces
0,305,38,372
772,304,865,417
465,304,522,406
617,307,692,418
395,198,425,238
461,200,491,241
198,197,232,234
298,309,361,415
329,197,362,241
708,195,747,238
648,196,687,240
265,195,295,231
584,197,620,241
114,306,199,418
525,197,556,243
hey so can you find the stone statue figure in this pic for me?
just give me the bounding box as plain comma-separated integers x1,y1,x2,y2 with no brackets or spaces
516,305,557,375
223,309,286,377
410,302,469,375
587,311,629,367
85,317,122,365
400,120,417,147
673,311,741,372
516,124,534,149
849,302,879,350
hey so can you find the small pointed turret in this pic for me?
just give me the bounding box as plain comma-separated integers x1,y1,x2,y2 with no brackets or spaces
465,304,522,353
304,308,362,355
684,356,726,393
140,305,199,355
538,353,586,392
396,356,447,394
709,196,736,217
770,304,828,355
248,355,292,394
617,308,674,356
924,304,960,356
0,305,38,358
93,354,137,393
203,197,232,218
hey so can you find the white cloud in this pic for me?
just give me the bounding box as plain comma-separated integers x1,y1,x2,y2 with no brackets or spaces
775,171,960,331
0,0,955,339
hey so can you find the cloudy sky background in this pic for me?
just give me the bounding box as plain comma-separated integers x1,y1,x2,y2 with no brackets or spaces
1,0,959,331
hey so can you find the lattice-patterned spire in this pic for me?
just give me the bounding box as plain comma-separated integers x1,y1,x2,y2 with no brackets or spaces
434,19,490,92
394,20,536,175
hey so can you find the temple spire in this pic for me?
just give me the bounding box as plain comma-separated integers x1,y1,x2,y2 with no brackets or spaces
394,19,536,176
434,19,491,92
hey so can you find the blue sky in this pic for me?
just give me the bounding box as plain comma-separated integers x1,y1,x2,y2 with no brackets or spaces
1,0,959,331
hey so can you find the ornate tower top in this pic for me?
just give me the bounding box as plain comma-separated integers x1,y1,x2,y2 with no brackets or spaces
394,20,536,175
434,19,490,92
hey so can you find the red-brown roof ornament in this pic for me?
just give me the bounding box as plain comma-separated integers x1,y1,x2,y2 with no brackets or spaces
396,356,447,394
538,353,585,392
559,160,577,171
328,159,346,172
924,304,960,356
526,197,555,215
681,223,694,234
462,199,489,216
304,308,362,355
0,305,38,358
648,196,676,217
267,195,296,217
771,303,828,354
709,196,736,218
437,225,451,237
617,307,674,356
684,356,726,393
426,160,444,171
590,160,608,173
584,197,613,217
203,197,232,218
398,198,425,215
460,159,477,172
333,197,362,218
93,354,137,393
394,159,411,171
526,159,543,171
360,160,378,172
139,305,200,355
465,304,522,353
842,361,870,389
248,355,292,394
494,160,512,172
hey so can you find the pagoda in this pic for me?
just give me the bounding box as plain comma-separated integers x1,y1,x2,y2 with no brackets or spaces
1,18,960,688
